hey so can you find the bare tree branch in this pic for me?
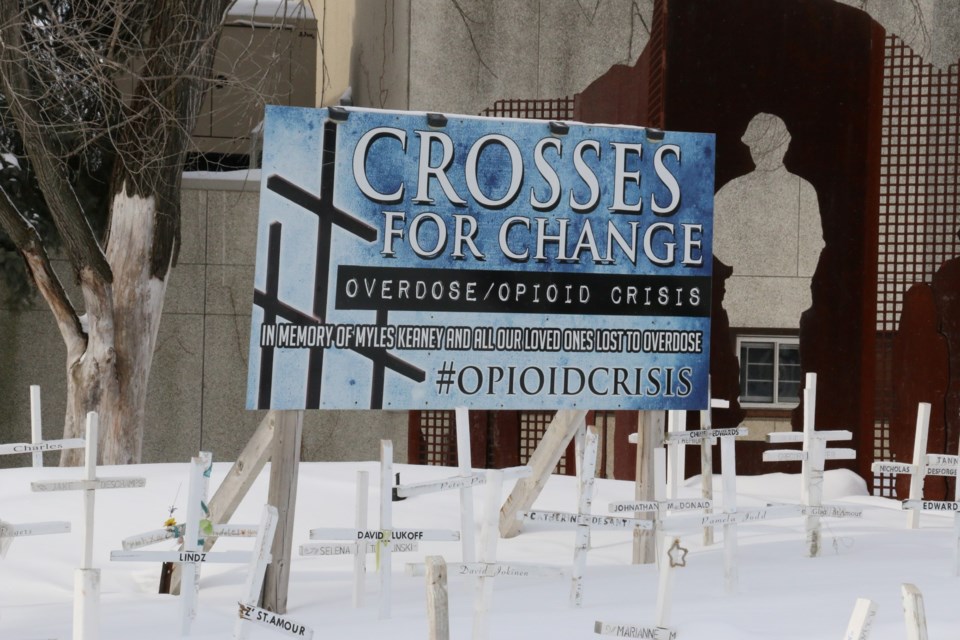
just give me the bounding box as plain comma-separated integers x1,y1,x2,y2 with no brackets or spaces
0,186,85,358
0,1,113,286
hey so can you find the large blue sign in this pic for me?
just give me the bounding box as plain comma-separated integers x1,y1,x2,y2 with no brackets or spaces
246,106,715,410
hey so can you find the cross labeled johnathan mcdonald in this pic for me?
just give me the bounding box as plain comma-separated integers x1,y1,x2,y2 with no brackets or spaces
247,106,714,411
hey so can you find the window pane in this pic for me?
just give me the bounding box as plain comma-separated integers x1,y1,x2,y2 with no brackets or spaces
745,380,774,402
740,342,775,403
778,344,802,403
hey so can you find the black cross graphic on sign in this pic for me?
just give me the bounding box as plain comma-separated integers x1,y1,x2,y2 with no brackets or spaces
254,119,424,409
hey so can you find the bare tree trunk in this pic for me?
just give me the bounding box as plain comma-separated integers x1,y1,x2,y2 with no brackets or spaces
61,272,122,466
103,190,171,464
0,0,236,465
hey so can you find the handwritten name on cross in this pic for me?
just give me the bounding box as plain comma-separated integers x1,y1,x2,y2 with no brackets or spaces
695,381,733,544
0,386,85,467
31,412,145,640
408,466,562,640
394,407,482,564
519,426,647,607
118,450,261,614
762,372,862,557
0,519,70,559
120,452,259,553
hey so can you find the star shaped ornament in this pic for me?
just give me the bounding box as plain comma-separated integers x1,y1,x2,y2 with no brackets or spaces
667,537,689,568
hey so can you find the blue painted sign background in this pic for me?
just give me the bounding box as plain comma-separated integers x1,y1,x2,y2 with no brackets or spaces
246,106,715,410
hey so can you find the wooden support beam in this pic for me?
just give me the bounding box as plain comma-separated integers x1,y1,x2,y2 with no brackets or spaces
633,411,662,564
170,410,277,594
499,410,587,538
261,410,304,614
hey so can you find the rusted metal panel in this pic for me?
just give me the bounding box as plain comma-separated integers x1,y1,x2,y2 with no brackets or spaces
891,285,949,499
667,0,878,477
933,259,960,499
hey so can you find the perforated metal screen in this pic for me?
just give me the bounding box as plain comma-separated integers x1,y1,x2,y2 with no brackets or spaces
413,410,456,467
481,97,575,121
873,34,960,495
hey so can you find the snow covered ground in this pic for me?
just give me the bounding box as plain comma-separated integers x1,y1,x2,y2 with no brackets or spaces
0,459,956,639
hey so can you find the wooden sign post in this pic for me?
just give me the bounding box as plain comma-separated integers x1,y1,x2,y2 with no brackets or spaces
762,373,862,557
0,386,86,467
408,467,563,640
394,407,480,563
31,412,146,640
518,426,651,607
631,411,663,565
499,410,589,538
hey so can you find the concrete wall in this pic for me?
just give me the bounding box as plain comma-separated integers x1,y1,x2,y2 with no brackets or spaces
353,0,651,115
0,176,407,468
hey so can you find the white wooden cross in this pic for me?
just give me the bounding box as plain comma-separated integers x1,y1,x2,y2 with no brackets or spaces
762,372,862,557
31,412,146,640
298,468,426,610
110,453,255,636
871,403,955,529
518,425,652,607
298,469,374,608
616,432,746,595
120,452,260,552
393,407,481,563
306,441,460,620
902,583,928,640
408,466,563,640
901,438,960,575
666,410,686,499
694,381,734,545
593,534,685,640
0,519,71,559
0,386,85,467
843,597,877,640
609,447,713,532
234,504,315,640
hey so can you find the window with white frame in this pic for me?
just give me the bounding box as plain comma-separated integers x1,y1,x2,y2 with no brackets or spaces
736,336,801,408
